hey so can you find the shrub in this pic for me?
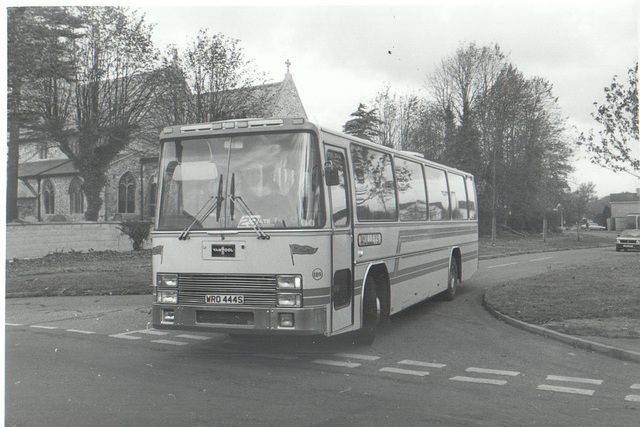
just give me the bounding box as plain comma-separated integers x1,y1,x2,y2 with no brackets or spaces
118,220,152,251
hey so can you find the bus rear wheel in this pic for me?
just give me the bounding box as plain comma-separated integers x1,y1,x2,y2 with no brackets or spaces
442,258,459,301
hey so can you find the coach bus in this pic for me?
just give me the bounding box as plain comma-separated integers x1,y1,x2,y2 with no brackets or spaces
151,117,478,343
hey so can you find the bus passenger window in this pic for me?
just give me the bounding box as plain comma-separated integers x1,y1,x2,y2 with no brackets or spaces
425,166,450,220
448,173,469,220
395,158,427,221
351,145,397,221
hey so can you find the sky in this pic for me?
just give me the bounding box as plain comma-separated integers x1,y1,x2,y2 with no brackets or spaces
4,0,640,197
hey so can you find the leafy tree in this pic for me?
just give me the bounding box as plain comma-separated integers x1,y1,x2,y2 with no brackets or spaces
578,62,639,173
7,7,81,222
35,6,161,221
343,103,381,141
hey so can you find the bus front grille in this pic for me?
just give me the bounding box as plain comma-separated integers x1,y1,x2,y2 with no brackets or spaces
178,273,277,307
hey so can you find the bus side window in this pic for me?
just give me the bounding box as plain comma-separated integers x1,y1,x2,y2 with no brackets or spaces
351,145,397,221
466,177,477,220
395,158,427,221
448,172,469,220
425,166,450,220
326,150,350,227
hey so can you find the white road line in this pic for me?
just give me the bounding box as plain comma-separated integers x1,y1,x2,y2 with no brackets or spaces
537,385,595,396
450,376,508,386
131,329,168,336
151,339,189,346
5,323,22,326
380,367,429,377
399,360,446,369
545,375,603,385
312,359,361,369
175,334,211,340
30,325,57,330
466,367,520,377
66,329,96,335
529,256,553,262
109,333,141,340
257,354,299,361
630,384,640,390
486,262,519,269
334,353,380,361
624,395,640,402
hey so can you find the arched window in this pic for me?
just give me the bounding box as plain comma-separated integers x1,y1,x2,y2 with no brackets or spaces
42,179,55,214
118,172,136,214
69,177,84,214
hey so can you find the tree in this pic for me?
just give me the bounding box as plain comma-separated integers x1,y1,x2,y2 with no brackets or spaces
578,62,639,173
7,7,81,222
183,30,270,122
343,103,381,141
36,6,160,220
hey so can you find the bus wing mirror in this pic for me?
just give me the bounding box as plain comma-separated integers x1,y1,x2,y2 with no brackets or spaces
324,161,340,186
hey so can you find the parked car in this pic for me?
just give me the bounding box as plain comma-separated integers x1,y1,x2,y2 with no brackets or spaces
615,229,640,252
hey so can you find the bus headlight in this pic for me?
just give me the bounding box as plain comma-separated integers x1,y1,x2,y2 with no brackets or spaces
277,293,302,307
157,290,178,304
276,275,302,290
157,273,178,287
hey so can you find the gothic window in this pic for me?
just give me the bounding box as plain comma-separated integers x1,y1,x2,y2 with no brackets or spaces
69,177,84,215
42,179,55,214
38,144,49,160
118,172,136,214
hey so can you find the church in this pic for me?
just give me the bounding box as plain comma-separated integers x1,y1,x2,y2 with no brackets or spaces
16,63,307,223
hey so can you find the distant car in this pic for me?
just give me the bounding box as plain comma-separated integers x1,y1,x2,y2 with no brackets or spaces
581,221,606,231
615,229,640,252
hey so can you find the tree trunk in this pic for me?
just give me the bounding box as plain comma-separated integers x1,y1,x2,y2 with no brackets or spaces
7,84,21,223
82,170,107,221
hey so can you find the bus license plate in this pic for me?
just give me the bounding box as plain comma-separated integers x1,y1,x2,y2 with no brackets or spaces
205,294,245,305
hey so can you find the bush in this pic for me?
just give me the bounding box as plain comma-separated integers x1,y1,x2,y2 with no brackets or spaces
118,220,152,251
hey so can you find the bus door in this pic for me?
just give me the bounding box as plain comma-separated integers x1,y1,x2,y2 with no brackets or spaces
325,147,354,333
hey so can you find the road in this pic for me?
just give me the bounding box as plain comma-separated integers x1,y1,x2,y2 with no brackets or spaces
5,248,640,426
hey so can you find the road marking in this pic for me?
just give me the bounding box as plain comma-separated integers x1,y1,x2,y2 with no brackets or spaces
630,384,640,390
545,375,603,385
399,360,446,369
109,333,141,340
450,376,508,386
66,329,96,335
334,353,380,361
466,367,520,377
151,339,189,346
537,385,595,396
257,354,299,360
5,323,21,326
313,359,361,369
30,325,57,330
131,329,168,336
380,367,429,377
625,395,640,402
176,334,211,340
486,262,518,269
529,256,553,262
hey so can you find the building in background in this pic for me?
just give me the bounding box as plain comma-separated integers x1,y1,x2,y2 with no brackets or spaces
608,189,640,230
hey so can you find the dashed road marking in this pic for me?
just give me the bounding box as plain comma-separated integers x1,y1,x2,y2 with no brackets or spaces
545,375,603,385
109,332,141,340
313,359,361,369
450,376,508,386
466,367,520,377
487,262,518,269
151,339,189,346
334,353,380,361
625,395,640,402
257,354,299,361
630,383,640,390
176,334,211,340
66,329,96,335
537,385,595,396
398,360,446,369
6,323,22,327
131,329,168,336
529,257,553,262
380,367,429,377
30,325,57,330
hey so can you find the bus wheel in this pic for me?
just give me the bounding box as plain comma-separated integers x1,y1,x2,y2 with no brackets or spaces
442,258,459,301
356,277,379,345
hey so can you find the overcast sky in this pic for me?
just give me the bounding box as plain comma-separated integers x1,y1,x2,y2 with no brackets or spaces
5,0,640,198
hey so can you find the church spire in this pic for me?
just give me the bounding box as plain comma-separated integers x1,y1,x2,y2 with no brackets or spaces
285,59,291,75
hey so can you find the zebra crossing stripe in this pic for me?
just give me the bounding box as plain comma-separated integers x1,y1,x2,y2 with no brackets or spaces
313,359,361,368
537,385,595,396
466,367,520,376
545,375,603,385
450,376,507,386
399,360,446,369
334,353,380,361
380,367,429,377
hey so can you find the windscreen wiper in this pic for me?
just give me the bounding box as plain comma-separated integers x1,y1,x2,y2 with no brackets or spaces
178,175,224,241
230,193,270,240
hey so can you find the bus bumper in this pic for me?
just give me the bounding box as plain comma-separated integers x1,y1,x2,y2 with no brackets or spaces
152,304,327,336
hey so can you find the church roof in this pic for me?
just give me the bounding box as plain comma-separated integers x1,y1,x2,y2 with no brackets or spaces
18,159,77,179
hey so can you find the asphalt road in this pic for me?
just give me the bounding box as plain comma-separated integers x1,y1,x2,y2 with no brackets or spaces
5,248,640,426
